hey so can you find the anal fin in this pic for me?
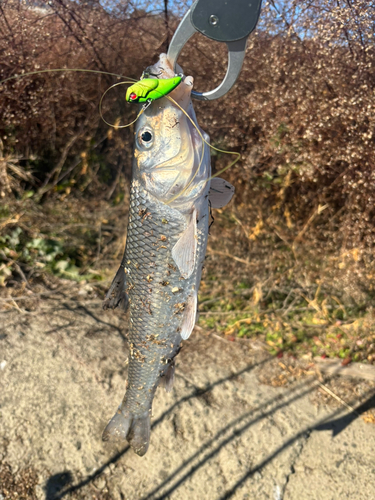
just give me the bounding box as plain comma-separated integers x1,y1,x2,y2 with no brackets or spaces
164,360,175,393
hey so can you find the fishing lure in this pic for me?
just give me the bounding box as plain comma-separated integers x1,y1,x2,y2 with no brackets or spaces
125,76,182,104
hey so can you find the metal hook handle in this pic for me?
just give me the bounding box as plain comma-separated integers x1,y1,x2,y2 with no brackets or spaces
167,0,262,101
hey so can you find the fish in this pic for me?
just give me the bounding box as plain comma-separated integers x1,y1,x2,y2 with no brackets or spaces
102,54,234,456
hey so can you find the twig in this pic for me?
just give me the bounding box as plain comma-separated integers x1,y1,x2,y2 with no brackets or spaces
281,293,302,316
39,132,80,190
57,132,108,186
199,311,239,316
314,357,375,382
293,204,328,248
106,157,122,200
96,222,102,263
13,262,31,289
318,382,358,415
0,287,76,303
211,333,230,343
163,0,170,49
0,213,23,230
12,299,24,311
207,248,251,266
282,288,295,309
0,251,31,289
200,297,224,307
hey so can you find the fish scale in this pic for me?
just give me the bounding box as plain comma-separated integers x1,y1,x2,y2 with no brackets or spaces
121,179,190,415
102,177,209,455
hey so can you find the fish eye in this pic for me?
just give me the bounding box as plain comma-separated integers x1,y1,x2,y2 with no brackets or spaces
141,131,152,142
137,128,154,149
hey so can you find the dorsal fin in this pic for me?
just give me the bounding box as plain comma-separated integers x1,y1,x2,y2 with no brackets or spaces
209,178,235,209
102,266,129,311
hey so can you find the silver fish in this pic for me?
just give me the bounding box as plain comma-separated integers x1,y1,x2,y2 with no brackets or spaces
102,55,234,456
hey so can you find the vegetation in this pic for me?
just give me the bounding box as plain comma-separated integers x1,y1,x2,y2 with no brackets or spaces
0,0,374,363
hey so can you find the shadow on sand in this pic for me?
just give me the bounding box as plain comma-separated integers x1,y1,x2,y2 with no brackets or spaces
42,308,375,500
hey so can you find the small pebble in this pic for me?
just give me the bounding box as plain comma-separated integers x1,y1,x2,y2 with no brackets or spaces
93,476,106,490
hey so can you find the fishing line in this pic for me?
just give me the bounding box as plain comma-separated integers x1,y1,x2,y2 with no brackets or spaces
1,69,240,176
0,68,137,86
1,69,241,200
99,88,240,203
100,81,240,185
168,96,241,181
99,84,205,203
164,95,206,204
99,79,180,129
0,68,143,129
165,95,241,204
99,81,145,128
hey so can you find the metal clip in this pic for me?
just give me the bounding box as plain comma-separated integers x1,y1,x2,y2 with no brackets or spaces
167,0,263,101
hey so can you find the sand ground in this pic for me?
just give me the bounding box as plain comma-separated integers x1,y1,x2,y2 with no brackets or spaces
1,295,375,500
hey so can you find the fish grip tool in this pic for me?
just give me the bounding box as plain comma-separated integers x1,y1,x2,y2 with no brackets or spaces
167,0,263,101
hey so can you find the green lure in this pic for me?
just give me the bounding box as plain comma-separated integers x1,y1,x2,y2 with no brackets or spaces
125,77,182,104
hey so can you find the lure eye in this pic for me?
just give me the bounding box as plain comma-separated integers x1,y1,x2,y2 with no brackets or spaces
129,92,137,101
137,128,154,149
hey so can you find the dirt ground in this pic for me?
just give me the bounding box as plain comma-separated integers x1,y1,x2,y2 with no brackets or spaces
1,293,375,500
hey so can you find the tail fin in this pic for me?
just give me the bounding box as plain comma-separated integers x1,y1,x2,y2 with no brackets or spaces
127,413,151,456
102,410,131,441
102,410,151,457
102,266,129,311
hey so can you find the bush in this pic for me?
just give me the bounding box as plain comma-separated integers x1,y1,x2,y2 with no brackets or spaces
0,0,375,300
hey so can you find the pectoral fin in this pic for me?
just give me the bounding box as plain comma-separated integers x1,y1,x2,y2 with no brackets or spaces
180,291,197,340
172,209,197,279
208,178,235,209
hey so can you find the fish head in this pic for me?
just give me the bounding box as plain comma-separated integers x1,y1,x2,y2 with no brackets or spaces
132,55,211,211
